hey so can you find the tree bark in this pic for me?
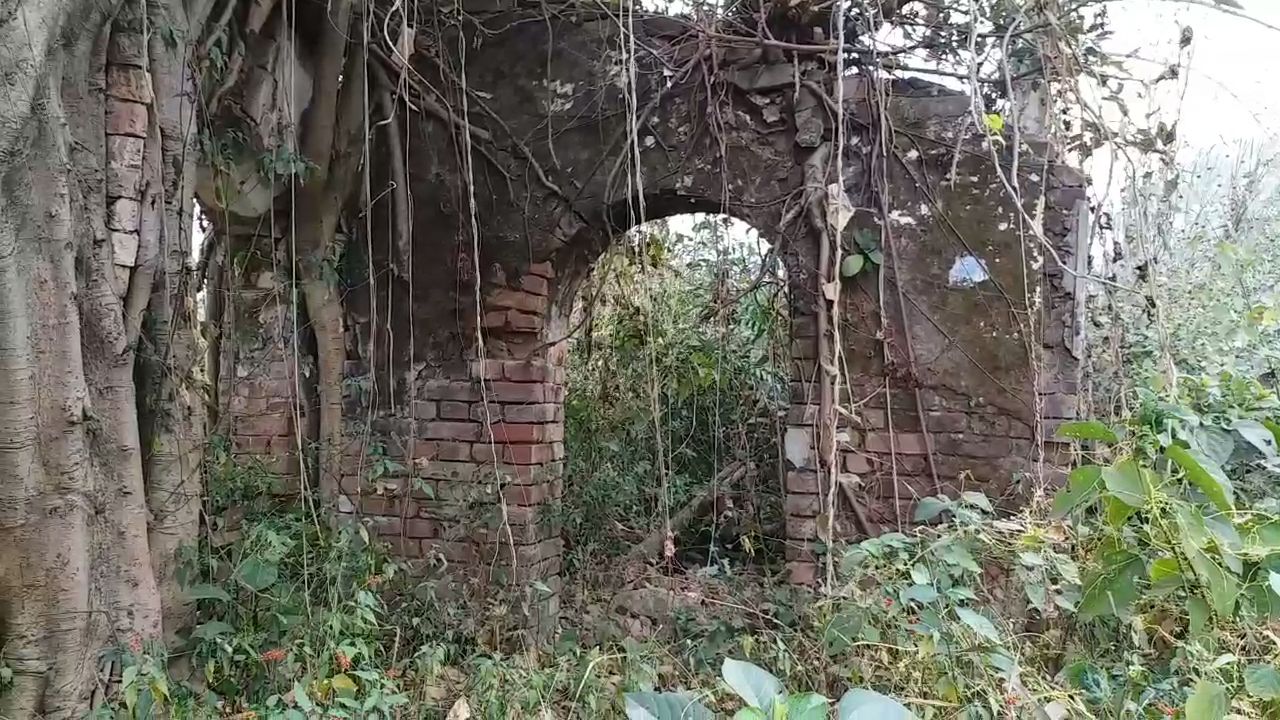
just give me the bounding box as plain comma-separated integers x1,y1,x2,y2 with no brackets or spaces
0,0,208,714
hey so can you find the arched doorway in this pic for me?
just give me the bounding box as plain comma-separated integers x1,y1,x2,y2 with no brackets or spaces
557,214,792,582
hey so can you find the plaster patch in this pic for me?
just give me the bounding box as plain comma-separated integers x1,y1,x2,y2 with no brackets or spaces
888,210,917,226
784,427,815,469
948,254,990,287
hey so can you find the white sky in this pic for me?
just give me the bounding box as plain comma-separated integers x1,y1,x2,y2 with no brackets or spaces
1105,0,1280,149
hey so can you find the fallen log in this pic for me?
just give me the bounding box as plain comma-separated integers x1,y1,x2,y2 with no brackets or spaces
623,461,751,564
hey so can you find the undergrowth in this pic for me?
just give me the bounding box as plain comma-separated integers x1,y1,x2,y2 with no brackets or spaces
88,379,1278,718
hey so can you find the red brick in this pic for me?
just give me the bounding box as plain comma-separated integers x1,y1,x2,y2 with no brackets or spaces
469,359,504,379
926,411,968,433
1041,393,1078,420
471,443,502,463
489,382,546,403
785,494,822,517
486,422,545,443
502,482,556,506
106,165,142,198
865,431,929,454
502,360,550,382
233,412,292,437
108,33,147,66
383,537,423,558
786,515,817,539
106,99,147,137
482,310,507,328
107,197,140,232
435,441,474,462
787,561,818,585
106,66,153,103
405,518,441,538
423,380,481,401
438,401,471,420
786,470,820,493
791,338,817,359
411,400,437,419
519,274,549,295
503,443,556,465
843,452,874,474
107,134,145,169
505,310,543,332
544,423,564,442
424,540,475,563
527,261,555,278
501,403,558,422
488,288,546,314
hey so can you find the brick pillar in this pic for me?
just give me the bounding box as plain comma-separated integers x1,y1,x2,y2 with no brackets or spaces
216,227,306,485
333,260,565,633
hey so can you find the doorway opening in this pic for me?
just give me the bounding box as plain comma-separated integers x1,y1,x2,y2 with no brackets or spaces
556,214,792,584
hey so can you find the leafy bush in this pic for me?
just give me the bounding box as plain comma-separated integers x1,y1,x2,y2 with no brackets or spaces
560,216,789,573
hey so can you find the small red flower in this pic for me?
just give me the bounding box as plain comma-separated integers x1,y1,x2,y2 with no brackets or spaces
883,596,895,609
261,648,287,663
335,650,351,671
366,575,383,587
1155,701,1176,717
127,635,143,654
1004,693,1019,707
386,668,401,679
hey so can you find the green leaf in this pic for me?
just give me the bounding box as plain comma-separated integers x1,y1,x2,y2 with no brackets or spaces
913,496,951,522
1245,665,1280,699
954,607,1001,642
939,544,981,573
901,585,939,604
190,621,235,641
625,692,715,720
293,681,315,712
1194,425,1237,465
1233,419,1278,457
960,491,993,512
1184,679,1228,720
1102,459,1148,508
1167,445,1235,511
840,254,866,278
1056,420,1118,443
837,689,916,720
731,709,767,720
235,558,279,592
184,584,232,602
1078,553,1144,620
786,693,830,720
1149,556,1182,588
1051,465,1102,517
721,659,783,710
330,673,358,697
1103,495,1138,527
1268,570,1280,598
1187,547,1238,617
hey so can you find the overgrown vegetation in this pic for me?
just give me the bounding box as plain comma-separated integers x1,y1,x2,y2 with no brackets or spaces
560,217,790,575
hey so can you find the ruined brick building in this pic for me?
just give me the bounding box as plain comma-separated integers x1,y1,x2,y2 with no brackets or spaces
201,9,1089,628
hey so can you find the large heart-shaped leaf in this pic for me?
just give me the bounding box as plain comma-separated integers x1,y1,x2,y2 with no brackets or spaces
1052,465,1102,517
837,689,916,720
786,693,831,720
235,558,279,592
1078,553,1144,620
624,692,715,720
954,608,1001,643
721,659,783,709
1167,446,1235,511
1102,459,1148,508
1245,664,1280,699
1056,420,1118,443
1187,547,1239,616
1184,679,1227,720
1233,419,1278,457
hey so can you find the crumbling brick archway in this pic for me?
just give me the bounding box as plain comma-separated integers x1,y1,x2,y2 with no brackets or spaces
213,5,1089,629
